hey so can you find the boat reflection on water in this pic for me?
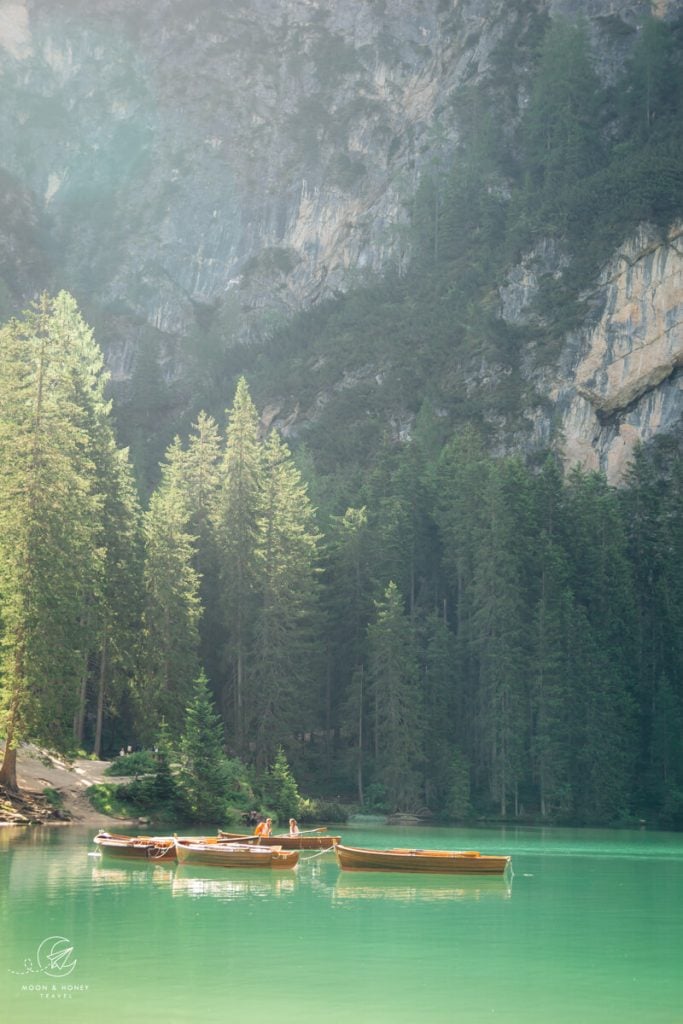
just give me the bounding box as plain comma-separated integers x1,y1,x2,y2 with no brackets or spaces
333,871,512,903
90,861,176,888
172,865,297,900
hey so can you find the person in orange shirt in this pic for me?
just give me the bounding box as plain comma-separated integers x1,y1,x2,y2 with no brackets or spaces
254,817,272,837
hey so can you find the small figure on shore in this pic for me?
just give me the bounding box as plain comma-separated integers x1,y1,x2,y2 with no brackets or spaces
289,818,299,836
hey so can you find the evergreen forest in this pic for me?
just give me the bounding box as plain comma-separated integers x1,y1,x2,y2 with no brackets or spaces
1,16,683,829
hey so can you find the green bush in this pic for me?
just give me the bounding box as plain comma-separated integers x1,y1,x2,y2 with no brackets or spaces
258,748,301,823
297,797,349,824
105,750,157,777
114,777,158,809
362,782,389,813
86,783,138,817
42,787,64,810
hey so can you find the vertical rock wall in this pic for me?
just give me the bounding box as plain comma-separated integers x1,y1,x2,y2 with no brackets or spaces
532,225,683,483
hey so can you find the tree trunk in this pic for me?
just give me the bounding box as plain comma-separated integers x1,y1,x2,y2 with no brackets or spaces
0,707,19,793
74,647,89,745
0,662,23,792
94,635,107,757
0,744,18,793
236,646,243,753
325,653,332,760
357,667,364,806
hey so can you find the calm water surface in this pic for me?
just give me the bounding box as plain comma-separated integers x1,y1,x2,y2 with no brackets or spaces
1,823,682,1023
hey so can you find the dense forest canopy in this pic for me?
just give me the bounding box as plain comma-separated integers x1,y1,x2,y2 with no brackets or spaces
1,14,683,828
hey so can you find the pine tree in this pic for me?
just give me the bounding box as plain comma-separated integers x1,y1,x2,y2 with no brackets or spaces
432,427,489,767
171,412,223,690
520,18,604,235
117,334,171,495
212,377,263,751
178,671,232,823
622,440,683,820
20,294,146,760
152,717,179,806
249,429,321,768
367,582,423,812
135,442,201,742
527,456,573,820
0,294,103,789
367,424,439,616
563,469,637,823
90,444,143,756
530,535,573,819
620,16,683,144
650,448,683,823
433,435,531,815
326,506,374,783
471,459,529,817
420,610,458,813
261,746,301,823
444,747,472,821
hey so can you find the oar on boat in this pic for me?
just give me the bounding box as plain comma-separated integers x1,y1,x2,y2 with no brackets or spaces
216,833,263,844
270,826,329,838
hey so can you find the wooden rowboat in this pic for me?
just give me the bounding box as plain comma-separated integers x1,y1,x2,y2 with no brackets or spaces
93,831,177,861
93,831,242,862
334,843,511,875
174,837,299,870
218,829,340,850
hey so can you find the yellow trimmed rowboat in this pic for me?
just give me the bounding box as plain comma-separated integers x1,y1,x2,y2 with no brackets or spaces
174,837,299,869
334,844,511,875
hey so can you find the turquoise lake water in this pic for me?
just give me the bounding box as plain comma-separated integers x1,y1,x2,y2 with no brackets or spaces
1,823,682,1023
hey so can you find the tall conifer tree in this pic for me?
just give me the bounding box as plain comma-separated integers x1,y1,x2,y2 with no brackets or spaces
0,294,103,789
172,412,223,690
471,459,529,817
622,441,683,821
563,469,637,823
521,17,604,233
420,610,459,811
367,581,423,812
136,441,201,741
249,430,321,768
179,670,233,822
59,294,144,755
527,457,573,819
212,377,262,752
89,444,143,756
433,427,489,751
327,507,374,796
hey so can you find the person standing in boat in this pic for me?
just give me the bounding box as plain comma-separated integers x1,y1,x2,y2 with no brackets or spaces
288,818,299,836
254,817,272,837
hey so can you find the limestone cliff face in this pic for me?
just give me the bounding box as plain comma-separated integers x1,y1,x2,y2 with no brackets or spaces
560,226,683,483
0,0,680,478
2,0,525,357
506,225,683,483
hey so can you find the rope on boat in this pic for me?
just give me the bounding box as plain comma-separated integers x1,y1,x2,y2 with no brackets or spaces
145,843,171,860
299,845,336,863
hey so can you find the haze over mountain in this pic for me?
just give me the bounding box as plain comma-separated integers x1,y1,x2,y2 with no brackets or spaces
0,0,681,482
2,0,683,827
